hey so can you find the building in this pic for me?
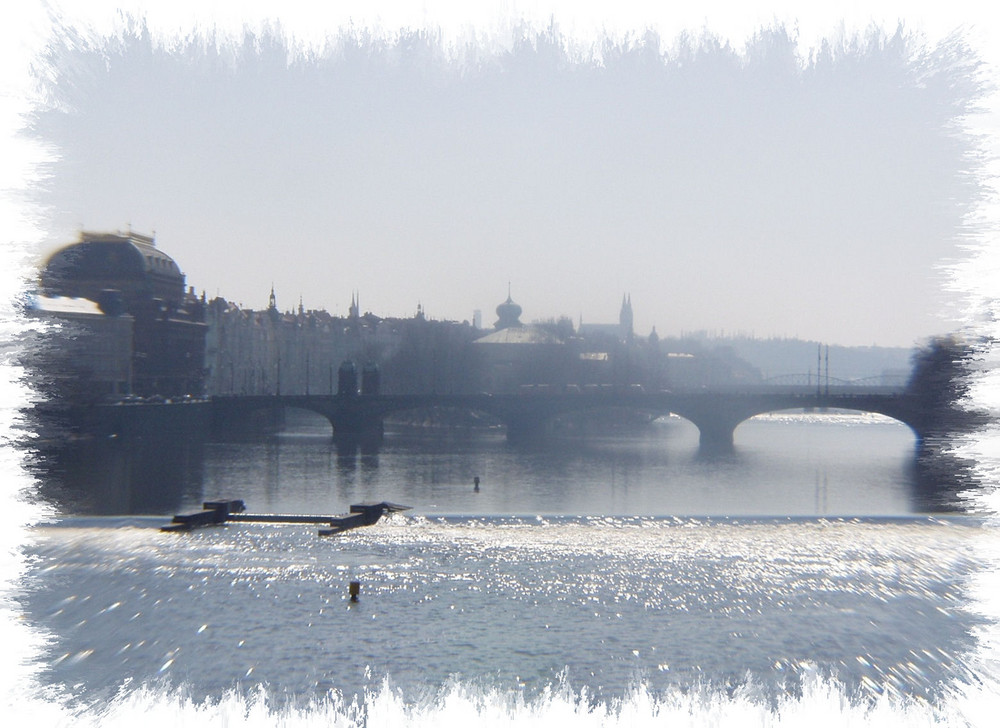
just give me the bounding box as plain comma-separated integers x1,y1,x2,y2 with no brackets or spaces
577,294,634,343
204,291,368,396
38,230,207,398
474,291,576,392
25,294,134,401
202,289,436,396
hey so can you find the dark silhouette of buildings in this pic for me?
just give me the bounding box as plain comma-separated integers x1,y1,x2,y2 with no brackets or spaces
205,289,415,396
35,230,207,398
25,295,135,402
27,233,798,407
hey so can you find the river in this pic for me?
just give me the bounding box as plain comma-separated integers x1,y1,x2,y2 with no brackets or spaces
18,412,991,722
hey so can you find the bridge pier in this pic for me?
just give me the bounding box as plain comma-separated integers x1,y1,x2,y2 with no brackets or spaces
695,421,737,452
668,396,744,453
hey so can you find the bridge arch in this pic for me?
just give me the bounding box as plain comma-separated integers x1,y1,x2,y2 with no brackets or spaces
658,392,922,451
733,407,917,444
278,407,335,436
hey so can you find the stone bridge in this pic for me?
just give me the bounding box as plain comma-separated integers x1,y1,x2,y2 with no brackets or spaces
209,386,923,451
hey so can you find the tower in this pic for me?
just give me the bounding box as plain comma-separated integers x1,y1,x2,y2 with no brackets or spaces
619,294,634,341
267,284,280,323
494,284,523,330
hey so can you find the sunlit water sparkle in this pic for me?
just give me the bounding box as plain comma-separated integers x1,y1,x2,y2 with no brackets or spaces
23,512,986,715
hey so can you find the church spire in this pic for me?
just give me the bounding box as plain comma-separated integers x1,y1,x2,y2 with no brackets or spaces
620,292,634,341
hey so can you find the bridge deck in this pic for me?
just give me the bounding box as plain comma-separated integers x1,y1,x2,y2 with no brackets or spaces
209,387,918,450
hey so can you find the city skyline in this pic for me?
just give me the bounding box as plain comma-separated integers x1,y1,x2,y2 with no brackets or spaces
13,3,999,350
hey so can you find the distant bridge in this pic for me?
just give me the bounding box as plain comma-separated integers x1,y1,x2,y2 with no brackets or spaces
761,373,909,388
209,385,924,451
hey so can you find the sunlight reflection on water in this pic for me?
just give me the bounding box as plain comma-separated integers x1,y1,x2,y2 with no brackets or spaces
24,514,986,714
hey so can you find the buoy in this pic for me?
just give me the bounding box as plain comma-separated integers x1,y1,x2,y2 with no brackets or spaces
349,581,360,602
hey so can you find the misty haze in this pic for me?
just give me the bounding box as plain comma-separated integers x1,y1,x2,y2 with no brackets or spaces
29,20,987,346
11,11,998,727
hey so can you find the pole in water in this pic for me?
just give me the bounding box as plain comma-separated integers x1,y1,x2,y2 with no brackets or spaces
349,581,360,602
473,476,480,492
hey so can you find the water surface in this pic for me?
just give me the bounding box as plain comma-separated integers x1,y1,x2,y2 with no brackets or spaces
22,413,986,711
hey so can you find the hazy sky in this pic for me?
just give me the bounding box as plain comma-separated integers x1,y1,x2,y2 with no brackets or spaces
8,2,1000,347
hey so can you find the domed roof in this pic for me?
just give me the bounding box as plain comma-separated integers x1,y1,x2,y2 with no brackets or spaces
494,291,522,329
40,230,186,307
